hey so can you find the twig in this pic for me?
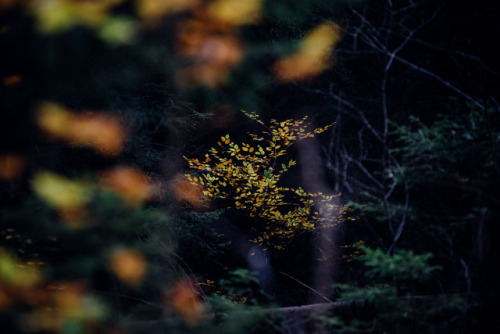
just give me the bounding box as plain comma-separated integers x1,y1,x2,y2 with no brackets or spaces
279,271,333,303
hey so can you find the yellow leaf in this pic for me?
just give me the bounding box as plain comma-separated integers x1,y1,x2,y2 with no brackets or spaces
29,0,123,33
37,102,126,156
206,0,263,26
32,171,91,210
0,252,43,287
272,22,342,82
96,16,138,45
136,0,200,22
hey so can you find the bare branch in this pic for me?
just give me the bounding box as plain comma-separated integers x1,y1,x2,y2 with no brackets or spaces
279,271,333,303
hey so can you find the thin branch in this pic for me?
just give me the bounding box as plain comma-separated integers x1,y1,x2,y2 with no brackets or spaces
392,54,485,110
279,271,333,303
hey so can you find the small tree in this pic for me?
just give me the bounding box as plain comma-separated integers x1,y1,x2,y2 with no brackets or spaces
185,111,346,249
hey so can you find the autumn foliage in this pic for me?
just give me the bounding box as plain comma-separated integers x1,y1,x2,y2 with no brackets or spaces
185,111,345,249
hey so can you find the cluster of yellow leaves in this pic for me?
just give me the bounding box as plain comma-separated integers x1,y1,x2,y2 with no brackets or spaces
272,22,342,82
25,0,137,45
31,101,158,228
174,0,263,88
10,0,261,46
32,167,154,227
37,102,127,157
185,111,345,249
205,0,263,26
32,171,93,227
136,0,201,23
0,252,43,290
0,252,108,332
28,0,122,32
0,0,137,45
33,101,156,210
3,1,341,80
4,0,342,86
174,4,339,87
18,97,158,324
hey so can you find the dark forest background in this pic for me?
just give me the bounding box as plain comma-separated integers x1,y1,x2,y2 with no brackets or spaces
1,0,499,333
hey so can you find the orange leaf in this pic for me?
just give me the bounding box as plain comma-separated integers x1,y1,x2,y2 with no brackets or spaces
100,166,152,206
36,102,127,156
0,154,24,180
172,174,208,210
167,278,204,323
108,249,147,286
2,75,22,86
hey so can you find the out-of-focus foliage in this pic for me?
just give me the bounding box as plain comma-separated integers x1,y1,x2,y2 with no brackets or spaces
185,111,345,248
272,22,341,82
3,0,496,332
99,166,154,206
36,102,127,157
0,154,25,180
0,191,164,332
108,248,147,286
334,246,467,333
167,277,205,323
1,0,349,330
